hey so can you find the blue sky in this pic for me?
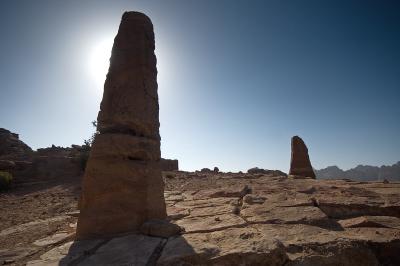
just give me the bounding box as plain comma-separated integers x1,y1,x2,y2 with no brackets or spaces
0,0,399,172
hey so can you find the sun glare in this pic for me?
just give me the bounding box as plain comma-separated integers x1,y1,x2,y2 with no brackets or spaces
89,39,113,86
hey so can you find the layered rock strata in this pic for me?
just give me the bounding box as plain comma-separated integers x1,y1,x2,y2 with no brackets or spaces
76,11,166,239
289,136,316,179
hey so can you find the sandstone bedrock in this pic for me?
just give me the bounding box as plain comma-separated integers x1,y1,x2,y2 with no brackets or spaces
19,172,400,266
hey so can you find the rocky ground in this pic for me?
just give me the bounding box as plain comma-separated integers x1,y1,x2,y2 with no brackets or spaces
1,171,400,265
0,175,80,265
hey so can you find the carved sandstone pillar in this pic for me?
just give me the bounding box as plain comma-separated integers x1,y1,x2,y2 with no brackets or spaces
289,136,316,179
76,12,166,239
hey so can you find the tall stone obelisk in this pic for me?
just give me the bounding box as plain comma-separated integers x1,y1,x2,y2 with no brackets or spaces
76,12,166,239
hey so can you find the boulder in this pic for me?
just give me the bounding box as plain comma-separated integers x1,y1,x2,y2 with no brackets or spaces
140,219,183,237
289,136,316,179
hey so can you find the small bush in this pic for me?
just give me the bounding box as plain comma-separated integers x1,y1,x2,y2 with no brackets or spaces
80,120,98,171
79,150,90,171
0,171,13,191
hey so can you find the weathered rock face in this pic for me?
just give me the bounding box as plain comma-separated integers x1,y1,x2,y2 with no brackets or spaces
0,128,33,161
289,136,316,179
0,128,86,180
96,13,159,139
160,158,179,171
30,145,85,181
76,11,166,239
32,156,82,180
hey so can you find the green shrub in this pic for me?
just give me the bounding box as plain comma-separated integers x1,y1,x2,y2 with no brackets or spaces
79,149,90,171
0,171,13,191
80,120,98,171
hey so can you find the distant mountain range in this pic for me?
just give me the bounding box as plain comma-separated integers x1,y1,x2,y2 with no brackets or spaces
315,161,400,181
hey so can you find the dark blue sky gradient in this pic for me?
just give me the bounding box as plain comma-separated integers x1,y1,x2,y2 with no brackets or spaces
0,0,399,171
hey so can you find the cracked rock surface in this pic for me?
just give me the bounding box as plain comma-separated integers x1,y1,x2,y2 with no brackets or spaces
2,171,396,265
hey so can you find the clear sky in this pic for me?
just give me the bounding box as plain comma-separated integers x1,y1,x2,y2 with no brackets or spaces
0,0,399,172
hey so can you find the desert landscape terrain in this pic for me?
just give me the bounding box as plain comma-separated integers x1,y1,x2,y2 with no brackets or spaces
1,167,400,265
1,7,400,266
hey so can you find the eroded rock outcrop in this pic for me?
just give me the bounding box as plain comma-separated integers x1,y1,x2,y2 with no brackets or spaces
0,127,87,182
76,11,166,239
0,128,34,178
248,167,287,176
0,128,33,161
289,136,315,179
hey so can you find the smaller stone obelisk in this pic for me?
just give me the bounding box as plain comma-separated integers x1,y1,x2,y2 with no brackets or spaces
289,136,316,179
76,12,166,239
